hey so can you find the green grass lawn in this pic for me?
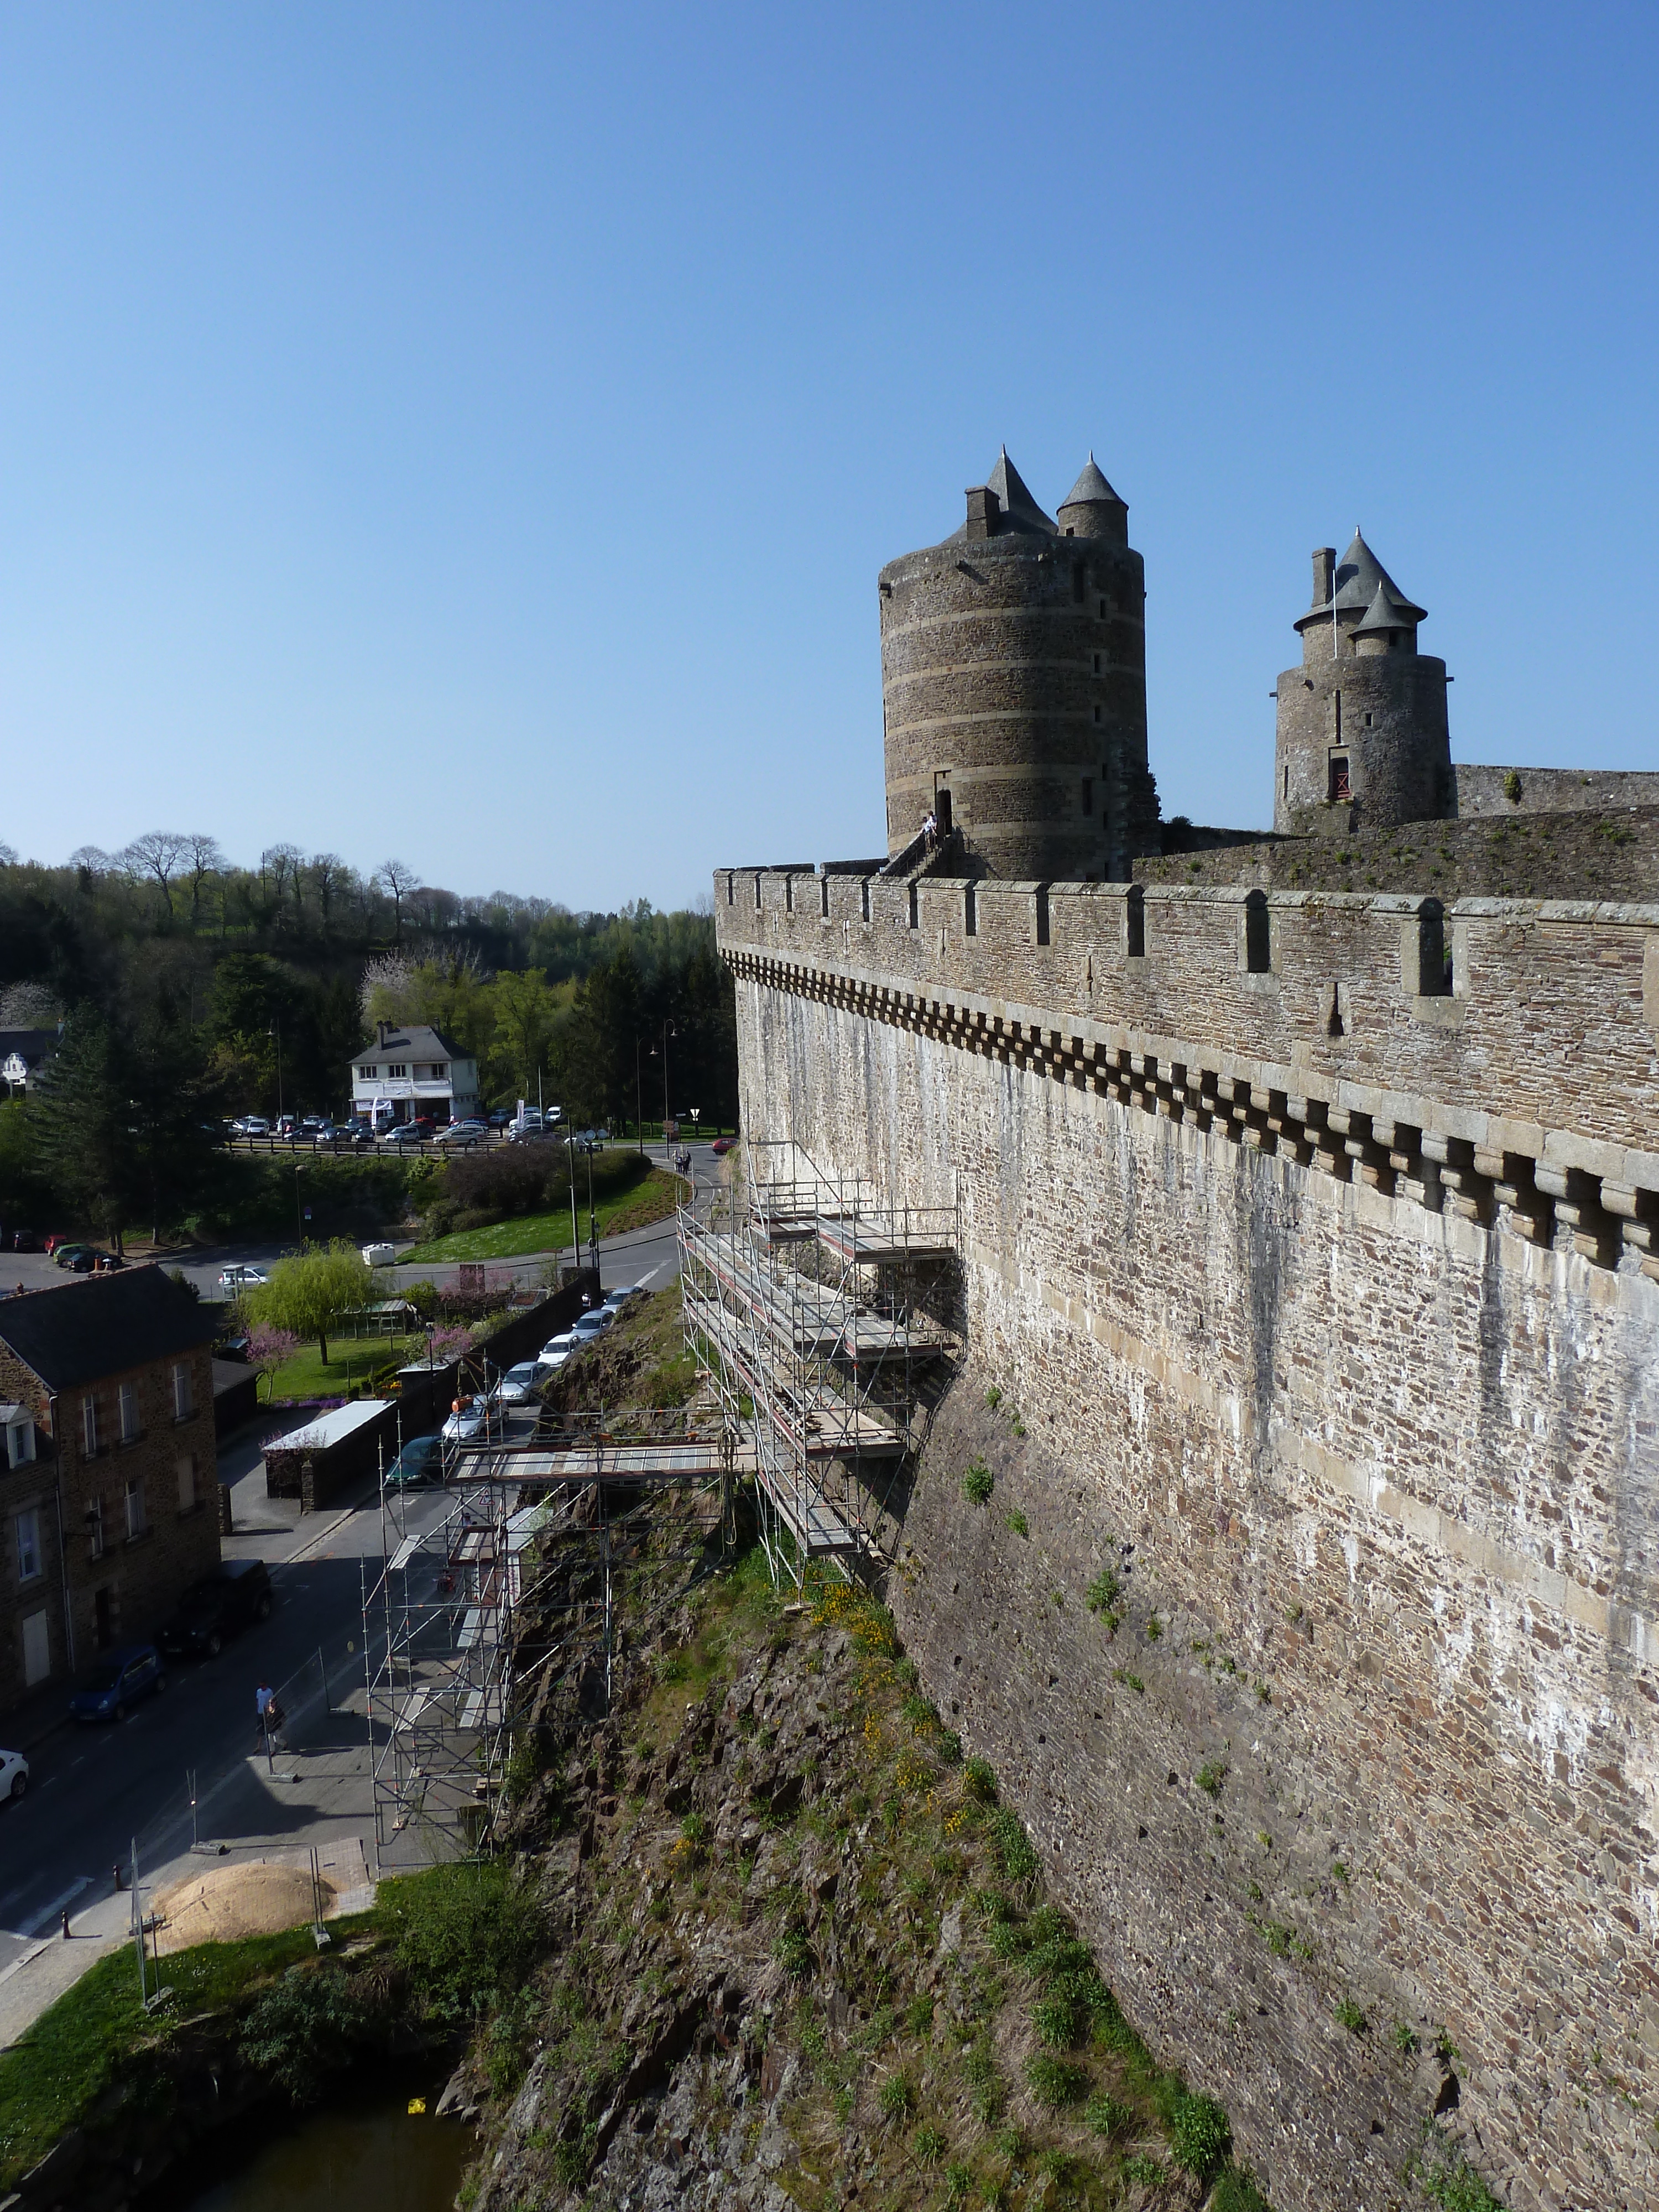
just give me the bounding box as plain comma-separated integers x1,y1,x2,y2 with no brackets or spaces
400,1164,681,1265
265,1333,429,1403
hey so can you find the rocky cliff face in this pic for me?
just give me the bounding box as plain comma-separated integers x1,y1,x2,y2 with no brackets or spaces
460,1528,1280,2212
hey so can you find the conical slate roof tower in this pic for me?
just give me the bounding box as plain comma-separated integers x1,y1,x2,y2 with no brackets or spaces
878,451,1159,880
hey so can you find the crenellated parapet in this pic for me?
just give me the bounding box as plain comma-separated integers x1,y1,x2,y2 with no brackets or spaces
717,864,1659,1275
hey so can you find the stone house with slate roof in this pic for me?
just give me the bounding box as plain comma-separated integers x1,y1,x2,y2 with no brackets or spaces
0,1267,221,1716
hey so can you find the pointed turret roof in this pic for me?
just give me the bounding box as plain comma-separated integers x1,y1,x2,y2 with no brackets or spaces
1058,453,1126,512
1353,579,1413,635
980,446,1056,535
1296,528,1427,631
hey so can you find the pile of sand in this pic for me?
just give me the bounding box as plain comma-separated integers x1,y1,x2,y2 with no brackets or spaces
153,1860,336,1953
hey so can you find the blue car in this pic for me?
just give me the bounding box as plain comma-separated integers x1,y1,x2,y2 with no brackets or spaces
69,1643,166,1723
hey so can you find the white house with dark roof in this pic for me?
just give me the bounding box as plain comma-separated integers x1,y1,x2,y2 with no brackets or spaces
349,1022,479,1126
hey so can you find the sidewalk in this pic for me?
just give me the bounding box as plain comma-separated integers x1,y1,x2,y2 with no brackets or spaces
0,1739,380,2051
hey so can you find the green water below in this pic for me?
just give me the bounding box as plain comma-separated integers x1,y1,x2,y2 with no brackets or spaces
173,2083,475,2212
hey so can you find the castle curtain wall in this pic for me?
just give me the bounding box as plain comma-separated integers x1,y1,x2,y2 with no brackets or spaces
721,871,1659,2212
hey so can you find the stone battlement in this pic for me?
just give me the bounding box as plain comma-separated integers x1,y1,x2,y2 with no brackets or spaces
717,865,1659,1273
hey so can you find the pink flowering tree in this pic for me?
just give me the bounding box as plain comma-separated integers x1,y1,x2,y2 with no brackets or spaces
247,1325,300,1401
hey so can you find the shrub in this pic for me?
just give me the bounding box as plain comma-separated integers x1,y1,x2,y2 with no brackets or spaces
1166,2091,1230,2178
1085,2091,1133,2137
963,1757,998,1804
943,2163,972,2209
913,2124,946,2163
1086,1566,1121,1627
1196,1761,1227,1799
238,1964,392,2103
878,2069,917,2123
1334,1996,1368,2034
1210,2169,1274,2212
1024,2054,1087,2109
990,1811,1038,1886
1003,1509,1030,1539
961,1459,994,1505
1503,769,1523,804
379,1860,545,2021
1032,1995,1083,2048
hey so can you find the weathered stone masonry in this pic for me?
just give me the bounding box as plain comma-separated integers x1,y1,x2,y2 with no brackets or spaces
717,868,1659,2212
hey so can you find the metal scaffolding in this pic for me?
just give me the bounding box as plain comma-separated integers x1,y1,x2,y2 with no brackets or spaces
678,1140,958,1584
362,1408,733,1863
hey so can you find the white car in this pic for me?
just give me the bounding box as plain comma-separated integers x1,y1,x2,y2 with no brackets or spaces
602,1285,647,1313
361,1243,396,1269
489,1362,543,1405
0,1746,28,1802
572,1310,613,1339
218,1264,268,1290
536,1331,580,1369
441,1400,494,1443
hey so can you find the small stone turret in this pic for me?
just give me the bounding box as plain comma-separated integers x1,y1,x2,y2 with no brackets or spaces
879,448,1159,880
1273,531,1451,833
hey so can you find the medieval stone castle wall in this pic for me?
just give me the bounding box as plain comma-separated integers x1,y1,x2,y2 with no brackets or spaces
717,869,1659,2211
718,455,1659,2209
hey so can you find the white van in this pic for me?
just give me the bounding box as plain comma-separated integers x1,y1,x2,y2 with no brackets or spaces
361,1243,396,1269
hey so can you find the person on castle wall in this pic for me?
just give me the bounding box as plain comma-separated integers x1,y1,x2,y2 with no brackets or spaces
921,809,937,852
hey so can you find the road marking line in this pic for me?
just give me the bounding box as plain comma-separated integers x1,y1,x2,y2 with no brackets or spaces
28,1876,92,1934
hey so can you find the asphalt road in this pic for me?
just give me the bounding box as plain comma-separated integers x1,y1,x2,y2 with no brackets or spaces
0,1139,725,1299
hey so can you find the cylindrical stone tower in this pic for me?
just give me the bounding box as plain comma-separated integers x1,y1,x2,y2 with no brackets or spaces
879,449,1160,880
1274,532,1453,833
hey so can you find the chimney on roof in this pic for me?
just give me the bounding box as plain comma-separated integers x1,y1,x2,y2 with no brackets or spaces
1312,547,1336,607
964,486,1001,541
377,1020,388,1048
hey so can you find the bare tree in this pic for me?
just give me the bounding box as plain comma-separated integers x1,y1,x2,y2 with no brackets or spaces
122,831,191,919
377,858,417,947
185,833,226,930
309,852,348,936
260,843,304,924
0,843,18,868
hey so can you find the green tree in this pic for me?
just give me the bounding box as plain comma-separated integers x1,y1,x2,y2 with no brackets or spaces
245,1239,373,1365
28,1009,137,1246
489,967,561,1102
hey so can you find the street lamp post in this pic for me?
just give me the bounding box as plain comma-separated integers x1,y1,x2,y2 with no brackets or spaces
660,1019,676,1159
268,1020,283,1123
634,1039,645,1157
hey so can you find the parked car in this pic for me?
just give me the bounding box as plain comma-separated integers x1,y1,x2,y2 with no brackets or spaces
218,1264,269,1290
274,1115,299,1139
322,1122,371,1151
300,1115,327,1133
68,1249,126,1272
435,1119,488,1149
489,1362,543,1406
239,1117,272,1138
44,1233,76,1255
380,1123,426,1148
441,1400,494,1443
602,1284,648,1311
710,1137,734,1156
506,1114,548,1144
156,1559,274,1659
9,1229,41,1253
69,1644,166,1723
385,1433,444,1488
53,1244,94,1269
536,1331,580,1369
361,1243,396,1268
0,1746,28,1801
486,1108,513,1129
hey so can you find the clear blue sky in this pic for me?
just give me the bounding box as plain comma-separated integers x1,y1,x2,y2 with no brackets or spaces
2,4,1654,910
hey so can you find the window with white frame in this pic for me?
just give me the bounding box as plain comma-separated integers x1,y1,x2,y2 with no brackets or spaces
81,1394,98,1455
124,1475,147,1541
172,1363,194,1420
88,1493,105,1559
118,1381,140,1442
2,1407,34,1468
15,1507,41,1583
176,1454,196,1512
